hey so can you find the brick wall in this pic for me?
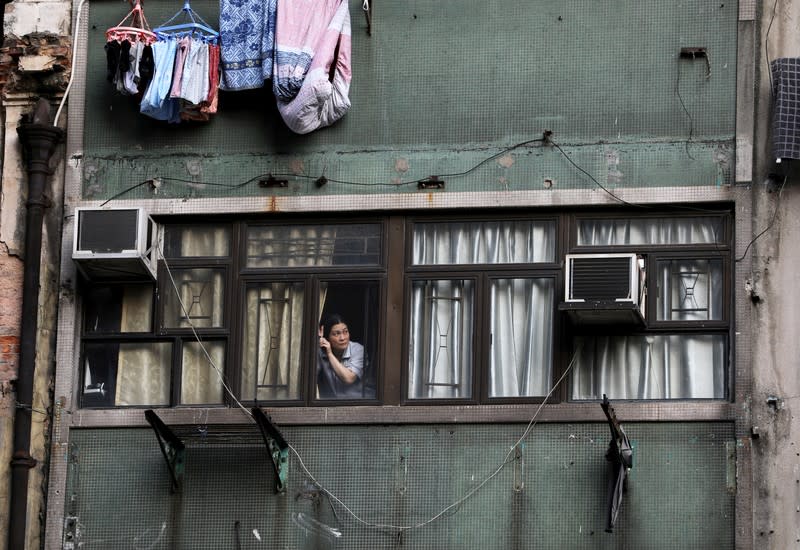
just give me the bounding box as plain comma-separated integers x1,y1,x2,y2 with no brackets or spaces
0,248,22,385
0,33,71,96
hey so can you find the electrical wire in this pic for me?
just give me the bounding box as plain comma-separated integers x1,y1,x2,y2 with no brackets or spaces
549,141,644,208
55,0,88,127
675,63,696,161
735,176,787,262
765,0,780,97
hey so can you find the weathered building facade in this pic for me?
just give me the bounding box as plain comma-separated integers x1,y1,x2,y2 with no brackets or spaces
1,0,799,549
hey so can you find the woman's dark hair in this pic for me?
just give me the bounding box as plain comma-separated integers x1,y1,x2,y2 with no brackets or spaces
321,313,347,338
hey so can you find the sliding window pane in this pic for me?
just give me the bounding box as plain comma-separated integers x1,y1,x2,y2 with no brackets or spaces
408,280,474,399
489,278,554,397
241,283,304,401
181,341,225,404
571,334,726,400
82,342,172,407
246,224,382,268
163,225,230,257
412,220,556,265
83,285,153,333
657,259,723,321
162,268,225,329
577,217,724,246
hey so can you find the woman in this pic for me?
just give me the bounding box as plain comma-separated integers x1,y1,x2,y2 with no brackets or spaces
317,313,365,398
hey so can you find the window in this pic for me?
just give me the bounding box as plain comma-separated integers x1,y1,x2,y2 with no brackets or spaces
569,214,730,400
406,219,559,402
77,209,732,408
240,222,383,404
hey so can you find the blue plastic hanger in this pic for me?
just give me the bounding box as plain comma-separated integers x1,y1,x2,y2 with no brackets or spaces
153,1,219,43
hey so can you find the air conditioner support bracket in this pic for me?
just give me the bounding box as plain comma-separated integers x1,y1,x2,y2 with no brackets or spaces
253,407,290,494
145,409,186,494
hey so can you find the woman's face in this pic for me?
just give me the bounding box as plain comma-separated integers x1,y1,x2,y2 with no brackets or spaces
327,323,350,354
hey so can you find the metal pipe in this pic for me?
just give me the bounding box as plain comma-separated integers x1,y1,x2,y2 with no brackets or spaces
8,99,63,550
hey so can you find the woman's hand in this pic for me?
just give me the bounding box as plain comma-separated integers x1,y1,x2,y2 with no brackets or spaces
318,326,332,354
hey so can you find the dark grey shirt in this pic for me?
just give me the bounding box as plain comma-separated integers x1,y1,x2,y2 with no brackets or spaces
317,341,365,398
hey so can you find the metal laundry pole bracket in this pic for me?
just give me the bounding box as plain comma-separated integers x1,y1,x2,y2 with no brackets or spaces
145,409,186,494
253,407,290,493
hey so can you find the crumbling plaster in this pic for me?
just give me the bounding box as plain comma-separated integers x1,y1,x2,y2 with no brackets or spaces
749,1,800,548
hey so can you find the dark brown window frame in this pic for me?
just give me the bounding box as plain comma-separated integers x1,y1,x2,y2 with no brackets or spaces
76,207,734,409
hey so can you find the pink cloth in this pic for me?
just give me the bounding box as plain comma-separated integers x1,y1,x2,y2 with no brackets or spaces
275,0,351,134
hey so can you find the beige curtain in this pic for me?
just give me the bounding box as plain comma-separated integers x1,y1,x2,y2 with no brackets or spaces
181,341,225,404
242,283,304,401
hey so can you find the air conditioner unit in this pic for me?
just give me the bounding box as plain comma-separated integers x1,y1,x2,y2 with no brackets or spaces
559,253,646,326
72,207,157,280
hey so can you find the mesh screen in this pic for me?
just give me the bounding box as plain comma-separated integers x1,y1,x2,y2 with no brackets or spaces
82,0,737,200
64,422,735,549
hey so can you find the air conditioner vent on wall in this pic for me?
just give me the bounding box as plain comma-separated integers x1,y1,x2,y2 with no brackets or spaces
72,207,157,280
559,253,646,326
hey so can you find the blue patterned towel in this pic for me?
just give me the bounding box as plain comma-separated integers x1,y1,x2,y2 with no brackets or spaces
219,0,276,91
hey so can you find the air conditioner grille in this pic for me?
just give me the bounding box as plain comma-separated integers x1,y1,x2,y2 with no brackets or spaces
570,256,632,300
77,209,138,253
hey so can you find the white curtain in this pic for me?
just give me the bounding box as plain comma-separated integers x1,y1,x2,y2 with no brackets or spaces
571,334,726,399
571,217,726,400
577,217,721,246
489,278,554,397
408,279,474,399
409,221,555,399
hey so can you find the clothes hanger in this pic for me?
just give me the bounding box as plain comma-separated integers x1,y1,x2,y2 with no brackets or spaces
105,0,157,45
153,0,219,43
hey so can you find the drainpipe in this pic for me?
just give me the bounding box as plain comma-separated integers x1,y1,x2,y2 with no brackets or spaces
8,98,63,550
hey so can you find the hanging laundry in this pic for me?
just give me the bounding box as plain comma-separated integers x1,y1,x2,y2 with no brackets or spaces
105,0,157,95
122,41,145,95
140,1,220,123
275,0,352,134
140,39,181,122
183,43,221,121
219,0,276,91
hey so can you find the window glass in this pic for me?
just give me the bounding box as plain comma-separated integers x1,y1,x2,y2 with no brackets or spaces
162,268,226,329
570,334,726,400
408,279,474,399
82,342,172,407
246,224,382,268
181,341,225,404
488,278,554,397
317,280,379,400
241,282,304,401
83,285,152,333
657,259,723,321
163,225,230,257
412,220,556,265
577,217,723,246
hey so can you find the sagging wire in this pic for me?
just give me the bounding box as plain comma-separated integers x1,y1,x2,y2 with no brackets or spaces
156,229,583,535
92,136,552,200
735,175,787,263
675,63,696,161
549,140,643,208
765,0,780,97
286,345,582,535
54,0,89,127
